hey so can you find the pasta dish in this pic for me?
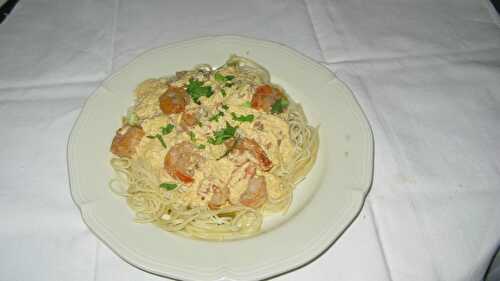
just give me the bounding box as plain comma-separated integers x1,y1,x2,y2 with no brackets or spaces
109,55,318,240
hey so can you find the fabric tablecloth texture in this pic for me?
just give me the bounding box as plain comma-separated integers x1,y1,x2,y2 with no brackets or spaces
1,1,499,280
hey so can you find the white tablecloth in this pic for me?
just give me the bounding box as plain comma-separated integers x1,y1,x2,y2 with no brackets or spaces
1,1,499,280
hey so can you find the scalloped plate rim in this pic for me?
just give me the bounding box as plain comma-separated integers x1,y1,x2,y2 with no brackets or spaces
68,35,374,281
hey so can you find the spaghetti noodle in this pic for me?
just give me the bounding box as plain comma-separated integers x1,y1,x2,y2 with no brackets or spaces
109,55,318,240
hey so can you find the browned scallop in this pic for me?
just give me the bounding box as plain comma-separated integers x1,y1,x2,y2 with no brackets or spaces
110,125,145,158
251,84,286,112
159,86,189,115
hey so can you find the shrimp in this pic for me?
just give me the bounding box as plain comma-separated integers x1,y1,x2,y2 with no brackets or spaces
159,85,189,115
110,125,145,158
226,162,257,190
244,164,256,178
251,84,286,112
240,176,268,208
227,138,273,171
208,185,230,210
180,111,199,130
164,141,203,183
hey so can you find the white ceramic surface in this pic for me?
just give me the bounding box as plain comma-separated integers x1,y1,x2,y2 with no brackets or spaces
68,36,373,281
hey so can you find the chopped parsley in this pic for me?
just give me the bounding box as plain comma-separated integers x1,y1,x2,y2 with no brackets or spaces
159,183,178,190
208,122,237,145
214,73,235,83
161,124,175,135
271,98,289,114
231,112,254,123
214,73,225,82
188,131,196,142
147,134,167,148
221,89,227,97
187,131,205,149
126,112,139,126
221,104,229,111
217,137,238,160
186,79,213,104
225,82,234,88
242,101,251,108
209,111,224,122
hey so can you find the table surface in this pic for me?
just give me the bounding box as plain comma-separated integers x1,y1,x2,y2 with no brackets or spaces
1,1,499,281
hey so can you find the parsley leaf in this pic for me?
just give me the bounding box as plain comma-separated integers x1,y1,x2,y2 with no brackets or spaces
221,89,227,97
231,112,254,123
271,98,289,114
221,104,229,111
214,73,225,82
159,183,178,190
188,131,196,142
214,73,235,83
242,101,251,108
161,124,175,135
126,112,139,126
207,122,237,145
209,111,224,122
186,79,213,104
197,144,206,149
217,137,238,160
147,134,167,148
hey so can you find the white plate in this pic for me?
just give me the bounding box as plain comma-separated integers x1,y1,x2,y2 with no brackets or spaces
68,36,373,281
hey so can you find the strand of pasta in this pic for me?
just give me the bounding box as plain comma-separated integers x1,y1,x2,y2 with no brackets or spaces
109,56,319,240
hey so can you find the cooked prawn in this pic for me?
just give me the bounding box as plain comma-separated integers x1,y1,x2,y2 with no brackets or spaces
180,111,199,130
164,141,203,183
110,125,145,158
226,162,257,190
228,138,273,171
159,85,189,115
251,84,286,112
240,176,268,208
208,185,229,210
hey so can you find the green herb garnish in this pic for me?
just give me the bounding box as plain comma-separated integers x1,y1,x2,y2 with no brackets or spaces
186,79,213,104
214,73,225,82
197,144,206,149
221,104,229,111
231,112,254,123
221,89,227,97
147,134,167,148
209,111,224,122
225,82,234,88
207,122,237,145
271,98,289,114
188,131,196,142
161,124,175,135
159,183,178,190
242,101,251,108
214,73,235,83
217,137,239,160
126,112,139,126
